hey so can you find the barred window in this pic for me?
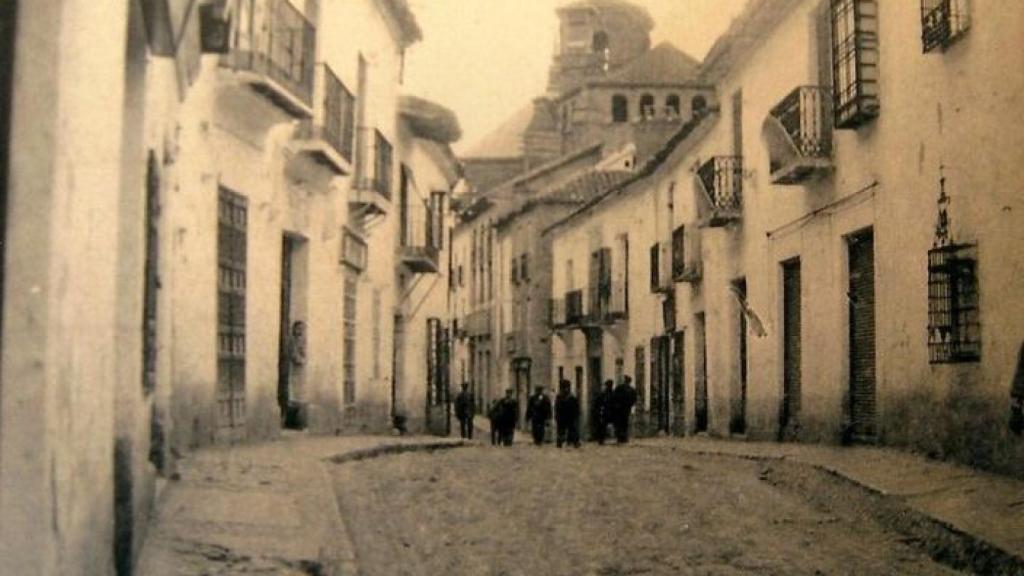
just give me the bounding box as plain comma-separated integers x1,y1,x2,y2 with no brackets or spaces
612,95,629,123
921,0,969,53
343,272,358,404
928,245,980,363
831,0,879,129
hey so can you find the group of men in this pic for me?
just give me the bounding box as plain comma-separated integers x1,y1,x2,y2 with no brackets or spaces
453,376,638,447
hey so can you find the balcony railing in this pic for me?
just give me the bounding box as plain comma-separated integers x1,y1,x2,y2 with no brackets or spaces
294,64,356,174
768,86,833,185
697,156,743,226
350,127,394,216
354,127,393,198
400,196,440,274
921,0,969,53
219,0,316,116
671,226,702,283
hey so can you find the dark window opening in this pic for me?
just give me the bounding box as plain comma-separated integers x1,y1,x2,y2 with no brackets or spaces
592,31,609,53
691,95,707,115
666,94,681,117
639,93,656,119
612,94,629,123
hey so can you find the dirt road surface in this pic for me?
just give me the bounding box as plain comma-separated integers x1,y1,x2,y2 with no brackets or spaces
331,444,965,576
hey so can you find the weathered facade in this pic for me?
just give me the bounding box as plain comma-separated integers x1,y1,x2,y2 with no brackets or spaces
671,0,1024,475
543,0,1024,477
0,0,457,573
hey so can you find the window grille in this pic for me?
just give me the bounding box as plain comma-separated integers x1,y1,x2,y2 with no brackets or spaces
831,0,879,129
921,0,969,53
343,271,358,404
928,245,980,363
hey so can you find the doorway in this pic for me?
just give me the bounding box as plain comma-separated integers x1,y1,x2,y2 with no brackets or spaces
277,233,308,430
731,278,748,435
781,259,802,439
217,189,248,436
695,313,709,433
513,359,531,429
671,330,685,435
847,229,876,441
650,335,672,435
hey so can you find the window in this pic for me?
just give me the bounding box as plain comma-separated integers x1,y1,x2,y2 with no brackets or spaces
592,30,609,53
341,228,367,271
430,191,445,249
612,94,628,123
343,271,357,404
691,95,707,115
427,318,445,406
511,256,519,285
635,346,646,413
639,93,655,119
831,0,879,128
373,130,393,197
666,94,681,117
921,0,969,53
649,243,661,292
928,245,980,363
520,253,529,282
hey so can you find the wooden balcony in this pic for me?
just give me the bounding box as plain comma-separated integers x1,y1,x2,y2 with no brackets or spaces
218,0,316,118
697,156,743,227
292,64,355,175
767,86,833,185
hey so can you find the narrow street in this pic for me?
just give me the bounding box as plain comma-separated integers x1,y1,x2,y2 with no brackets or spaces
332,444,963,576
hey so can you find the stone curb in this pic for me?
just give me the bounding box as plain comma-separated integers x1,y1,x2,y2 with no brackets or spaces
318,439,471,576
666,444,1024,576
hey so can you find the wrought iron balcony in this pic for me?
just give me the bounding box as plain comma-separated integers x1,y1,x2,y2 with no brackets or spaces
767,86,833,185
671,226,702,284
293,64,356,174
921,0,969,53
400,198,440,274
218,0,316,117
349,127,394,215
697,156,743,227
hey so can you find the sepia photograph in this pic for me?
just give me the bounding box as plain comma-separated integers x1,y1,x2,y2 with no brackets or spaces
0,0,1022,574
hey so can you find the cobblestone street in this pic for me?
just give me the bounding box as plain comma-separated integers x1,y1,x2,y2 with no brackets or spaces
332,444,966,576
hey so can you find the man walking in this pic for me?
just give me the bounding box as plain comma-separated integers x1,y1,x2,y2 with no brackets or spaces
487,398,501,445
525,385,553,446
498,388,518,446
613,375,638,443
454,382,475,440
592,380,614,445
555,380,581,448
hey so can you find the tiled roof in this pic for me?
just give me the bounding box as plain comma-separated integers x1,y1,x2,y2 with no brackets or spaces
602,42,701,86
494,169,632,229
461,104,535,159
544,109,718,235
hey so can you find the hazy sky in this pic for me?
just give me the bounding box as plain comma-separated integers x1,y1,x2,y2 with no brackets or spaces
403,0,749,153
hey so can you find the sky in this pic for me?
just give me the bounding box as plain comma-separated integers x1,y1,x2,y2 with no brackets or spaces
403,0,750,154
